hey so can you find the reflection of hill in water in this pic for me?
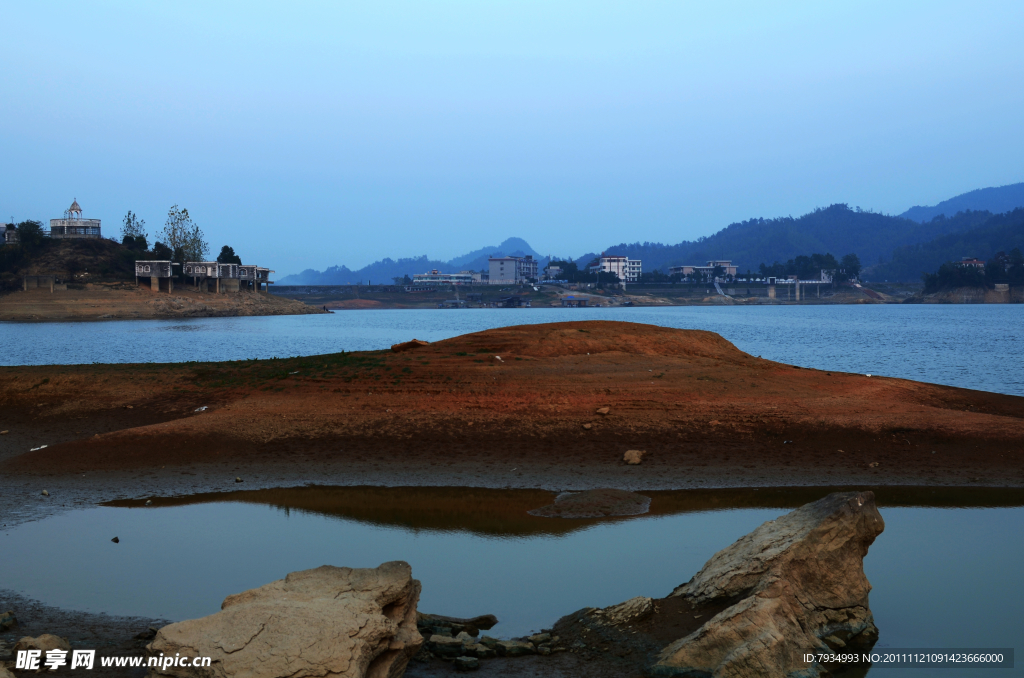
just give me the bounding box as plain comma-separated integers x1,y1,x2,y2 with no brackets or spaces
106,486,1024,538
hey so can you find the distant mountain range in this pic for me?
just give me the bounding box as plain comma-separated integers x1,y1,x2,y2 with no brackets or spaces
277,237,545,285
900,182,1024,223
279,182,1024,284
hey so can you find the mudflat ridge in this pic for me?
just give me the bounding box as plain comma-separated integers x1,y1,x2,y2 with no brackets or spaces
2,321,1021,498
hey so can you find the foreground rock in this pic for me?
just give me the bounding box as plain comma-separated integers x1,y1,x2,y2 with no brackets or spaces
148,562,422,678
527,488,651,518
656,491,883,676
12,634,71,653
623,449,645,465
553,491,883,677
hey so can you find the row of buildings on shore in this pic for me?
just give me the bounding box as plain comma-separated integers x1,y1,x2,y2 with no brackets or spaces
408,255,744,286
134,261,274,293
411,255,543,286
412,253,644,286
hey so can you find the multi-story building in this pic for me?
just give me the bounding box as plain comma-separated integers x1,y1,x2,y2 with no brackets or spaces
586,254,642,283
50,199,102,239
488,256,538,284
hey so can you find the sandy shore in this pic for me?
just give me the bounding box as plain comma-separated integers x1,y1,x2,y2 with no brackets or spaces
0,283,325,321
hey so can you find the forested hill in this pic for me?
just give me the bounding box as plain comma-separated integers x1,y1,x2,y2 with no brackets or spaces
900,183,1024,223
580,204,980,274
867,209,1024,282
278,237,544,285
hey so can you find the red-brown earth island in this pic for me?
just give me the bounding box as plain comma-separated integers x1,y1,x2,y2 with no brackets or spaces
2,320,1022,515
2,320,1023,678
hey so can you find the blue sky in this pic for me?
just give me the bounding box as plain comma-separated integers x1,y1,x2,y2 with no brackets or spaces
3,1,1022,274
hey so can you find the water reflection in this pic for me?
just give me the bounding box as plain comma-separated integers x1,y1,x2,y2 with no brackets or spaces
106,485,1024,537
2,486,1020,676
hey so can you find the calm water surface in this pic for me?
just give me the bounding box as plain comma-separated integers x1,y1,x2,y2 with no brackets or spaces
1,487,1021,677
2,305,1023,395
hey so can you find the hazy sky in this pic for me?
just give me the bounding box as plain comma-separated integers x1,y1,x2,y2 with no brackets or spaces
3,1,1023,274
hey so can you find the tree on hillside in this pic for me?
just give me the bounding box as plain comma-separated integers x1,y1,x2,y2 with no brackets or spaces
121,211,147,243
922,262,987,293
160,205,208,262
15,220,46,252
152,242,173,260
217,245,242,264
548,260,579,281
840,253,861,279
639,270,671,283
759,252,853,281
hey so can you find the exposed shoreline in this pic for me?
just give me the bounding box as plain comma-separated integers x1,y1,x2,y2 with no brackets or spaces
3,320,1022,530
0,283,326,322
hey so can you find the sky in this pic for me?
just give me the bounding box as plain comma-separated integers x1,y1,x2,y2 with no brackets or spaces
3,1,1023,275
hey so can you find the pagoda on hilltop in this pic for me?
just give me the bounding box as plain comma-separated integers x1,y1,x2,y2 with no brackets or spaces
50,198,102,239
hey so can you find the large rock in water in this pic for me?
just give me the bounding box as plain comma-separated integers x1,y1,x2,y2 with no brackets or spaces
148,562,422,678
652,491,884,677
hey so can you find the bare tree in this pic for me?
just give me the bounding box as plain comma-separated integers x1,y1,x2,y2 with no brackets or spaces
183,222,209,263
160,205,208,261
121,211,147,241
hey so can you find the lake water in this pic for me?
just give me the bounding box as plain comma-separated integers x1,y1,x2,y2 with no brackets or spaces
1,487,1020,677
3,305,1023,396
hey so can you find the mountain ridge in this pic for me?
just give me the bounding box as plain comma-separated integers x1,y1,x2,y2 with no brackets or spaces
278,182,1024,284
900,182,1024,223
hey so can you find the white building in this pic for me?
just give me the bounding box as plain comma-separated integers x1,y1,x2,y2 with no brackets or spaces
50,199,102,239
412,270,475,285
488,255,538,284
586,254,642,283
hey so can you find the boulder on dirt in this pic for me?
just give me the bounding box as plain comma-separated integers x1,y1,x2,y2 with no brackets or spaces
652,491,884,677
13,634,71,653
623,449,645,465
453,656,480,671
428,635,465,658
0,610,16,631
495,640,535,657
147,561,422,678
528,488,651,518
417,612,497,636
596,407,610,415
391,339,429,353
